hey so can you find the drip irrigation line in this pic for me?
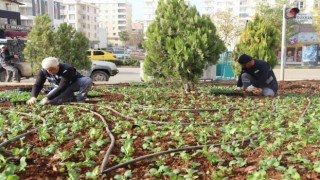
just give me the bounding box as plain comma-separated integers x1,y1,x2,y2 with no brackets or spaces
73,103,243,126
103,94,317,174
123,101,239,112
299,96,312,118
64,105,115,173
0,111,46,148
79,92,315,174
0,129,37,148
102,130,276,174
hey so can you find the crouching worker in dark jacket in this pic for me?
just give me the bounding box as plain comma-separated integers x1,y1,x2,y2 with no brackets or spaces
27,57,93,105
234,54,278,96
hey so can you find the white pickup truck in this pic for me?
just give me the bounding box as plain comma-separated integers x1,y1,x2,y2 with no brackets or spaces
0,60,119,82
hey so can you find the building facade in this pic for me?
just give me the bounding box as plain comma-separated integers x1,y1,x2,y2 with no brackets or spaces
143,0,191,33
60,0,99,48
0,0,30,39
18,0,63,29
286,0,319,63
85,0,132,47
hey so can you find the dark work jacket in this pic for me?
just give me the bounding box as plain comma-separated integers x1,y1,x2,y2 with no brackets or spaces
31,63,83,100
0,49,14,66
237,59,278,93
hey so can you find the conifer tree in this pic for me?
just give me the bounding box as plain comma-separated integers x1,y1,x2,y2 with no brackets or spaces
232,15,280,75
54,23,91,70
23,14,56,73
143,0,225,93
23,15,91,72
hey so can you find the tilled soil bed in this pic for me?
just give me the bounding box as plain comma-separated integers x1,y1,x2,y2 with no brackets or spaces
0,80,320,179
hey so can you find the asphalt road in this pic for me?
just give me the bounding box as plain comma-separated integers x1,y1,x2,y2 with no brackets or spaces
1,67,320,87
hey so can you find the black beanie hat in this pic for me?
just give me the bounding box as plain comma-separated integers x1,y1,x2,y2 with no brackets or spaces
238,54,253,64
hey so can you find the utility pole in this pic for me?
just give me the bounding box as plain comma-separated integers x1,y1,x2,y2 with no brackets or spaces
280,6,300,81
280,5,286,81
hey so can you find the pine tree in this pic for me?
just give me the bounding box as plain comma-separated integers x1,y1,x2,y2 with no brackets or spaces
143,0,226,93
232,15,280,75
54,23,91,70
23,14,56,73
23,15,91,72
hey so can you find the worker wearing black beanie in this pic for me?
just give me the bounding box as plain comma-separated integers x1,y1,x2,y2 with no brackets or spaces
234,54,278,96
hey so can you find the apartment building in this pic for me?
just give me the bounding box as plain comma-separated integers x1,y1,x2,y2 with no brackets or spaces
203,0,278,27
60,0,99,48
203,0,320,63
143,0,191,33
18,0,63,29
0,0,30,39
83,0,132,47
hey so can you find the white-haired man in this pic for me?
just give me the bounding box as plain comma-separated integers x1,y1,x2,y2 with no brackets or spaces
0,45,20,82
27,57,93,105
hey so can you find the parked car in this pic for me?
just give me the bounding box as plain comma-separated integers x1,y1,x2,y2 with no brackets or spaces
112,50,131,59
0,62,33,82
87,49,117,61
85,60,119,81
0,60,119,82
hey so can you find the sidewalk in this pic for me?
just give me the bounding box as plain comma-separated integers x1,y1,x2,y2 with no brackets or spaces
1,68,320,87
273,69,320,81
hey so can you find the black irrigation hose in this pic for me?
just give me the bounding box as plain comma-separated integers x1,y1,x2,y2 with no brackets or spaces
124,101,239,112
0,129,37,148
103,93,316,174
102,131,275,174
73,93,315,174
65,105,115,173
75,102,238,126
0,111,46,148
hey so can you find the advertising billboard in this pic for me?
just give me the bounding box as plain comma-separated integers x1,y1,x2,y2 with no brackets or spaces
302,44,318,66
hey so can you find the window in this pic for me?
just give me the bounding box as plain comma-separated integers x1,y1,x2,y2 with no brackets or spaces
9,19,17,25
94,51,104,55
69,14,75,20
297,1,304,9
0,18,7,24
69,5,75,11
315,1,319,8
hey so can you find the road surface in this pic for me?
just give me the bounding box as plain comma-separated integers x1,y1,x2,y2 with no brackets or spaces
1,67,320,86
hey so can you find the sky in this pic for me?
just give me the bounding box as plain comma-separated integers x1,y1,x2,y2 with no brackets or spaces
128,0,204,21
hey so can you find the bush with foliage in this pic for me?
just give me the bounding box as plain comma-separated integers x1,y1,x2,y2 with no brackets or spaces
143,0,226,93
232,15,280,75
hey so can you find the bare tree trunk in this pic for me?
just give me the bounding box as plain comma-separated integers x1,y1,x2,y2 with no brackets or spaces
184,81,196,94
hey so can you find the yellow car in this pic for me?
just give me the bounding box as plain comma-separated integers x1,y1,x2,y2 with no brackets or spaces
87,50,117,60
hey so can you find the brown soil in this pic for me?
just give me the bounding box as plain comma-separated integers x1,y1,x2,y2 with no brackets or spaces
0,80,320,179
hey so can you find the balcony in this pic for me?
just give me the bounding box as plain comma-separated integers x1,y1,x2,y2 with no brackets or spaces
78,18,86,23
78,10,86,14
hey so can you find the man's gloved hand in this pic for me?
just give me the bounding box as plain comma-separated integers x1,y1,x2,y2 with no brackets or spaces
233,87,242,91
26,97,37,105
246,85,255,92
40,97,49,105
